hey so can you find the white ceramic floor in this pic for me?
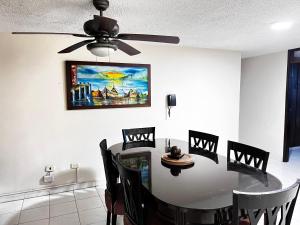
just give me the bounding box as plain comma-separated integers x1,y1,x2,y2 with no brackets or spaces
0,150,299,225
0,187,123,225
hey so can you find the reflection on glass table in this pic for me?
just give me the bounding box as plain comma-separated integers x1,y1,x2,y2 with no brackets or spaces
117,151,152,191
122,140,156,150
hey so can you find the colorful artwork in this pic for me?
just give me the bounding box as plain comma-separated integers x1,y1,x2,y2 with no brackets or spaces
66,61,151,110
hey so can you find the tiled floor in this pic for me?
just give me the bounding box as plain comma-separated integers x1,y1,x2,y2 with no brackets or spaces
0,187,123,225
0,150,299,225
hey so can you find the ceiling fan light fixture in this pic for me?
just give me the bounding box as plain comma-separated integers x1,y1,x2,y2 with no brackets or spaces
87,42,117,57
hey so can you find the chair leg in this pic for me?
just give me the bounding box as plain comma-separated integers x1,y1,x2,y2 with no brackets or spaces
106,211,111,225
112,214,117,225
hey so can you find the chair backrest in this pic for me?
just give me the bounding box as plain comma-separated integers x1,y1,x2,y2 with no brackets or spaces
99,139,119,194
116,160,144,225
122,127,155,144
189,130,219,154
227,141,269,172
232,180,300,225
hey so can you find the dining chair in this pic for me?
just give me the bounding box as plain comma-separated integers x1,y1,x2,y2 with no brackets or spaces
122,127,155,144
189,130,219,154
115,160,174,225
99,139,124,225
227,141,269,172
231,179,300,225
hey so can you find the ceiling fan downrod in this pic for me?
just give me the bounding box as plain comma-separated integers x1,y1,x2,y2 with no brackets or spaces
93,0,109,16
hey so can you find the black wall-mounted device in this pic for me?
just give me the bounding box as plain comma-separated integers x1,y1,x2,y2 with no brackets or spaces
167,94,176,117
167,94,176,107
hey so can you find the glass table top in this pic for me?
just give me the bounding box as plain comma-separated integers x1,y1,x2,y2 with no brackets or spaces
109,138,282,210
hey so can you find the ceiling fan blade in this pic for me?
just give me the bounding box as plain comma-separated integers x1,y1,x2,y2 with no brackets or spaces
117,33,180,44
58,39,95,53
111,40,141,56
12,32,91,38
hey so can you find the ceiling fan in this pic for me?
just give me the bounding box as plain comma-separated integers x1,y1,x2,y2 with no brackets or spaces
13,0,180,57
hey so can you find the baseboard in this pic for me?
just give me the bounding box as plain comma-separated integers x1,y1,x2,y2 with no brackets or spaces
0,180,106,203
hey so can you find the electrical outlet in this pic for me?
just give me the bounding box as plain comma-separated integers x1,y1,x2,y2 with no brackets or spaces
43,175,54,183
70,163,79,169
45,165,54,172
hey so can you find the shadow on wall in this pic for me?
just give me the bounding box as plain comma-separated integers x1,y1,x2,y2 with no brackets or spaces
39,167,96,186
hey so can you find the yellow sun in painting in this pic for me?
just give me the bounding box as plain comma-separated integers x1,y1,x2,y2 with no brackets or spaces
102,71,126,79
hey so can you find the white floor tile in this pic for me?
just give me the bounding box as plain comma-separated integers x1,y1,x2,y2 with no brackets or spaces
88,215,123,225
0,212,19,225
76,196,103,211
96,188,106,205
96,187,105,197
19,218,49,225
19,206,49,224
50,201,77,218
24,191,50,199
116,215,124,225
22,196,49,210
0,200,23,214
49,186,73,195
50,213,80,225
50,191,75,205
79,207,107,225
74,188,98,200
88,222,108,225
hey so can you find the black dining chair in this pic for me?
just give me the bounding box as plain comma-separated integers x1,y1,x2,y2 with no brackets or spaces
115,160,174,225
231,179,300,225
99,139,124,225
122,127,155,144
188,130,219,154
227,141,269,172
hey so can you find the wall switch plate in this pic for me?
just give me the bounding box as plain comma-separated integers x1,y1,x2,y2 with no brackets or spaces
45,165,54,172
43,175,54,183
70,163,79,169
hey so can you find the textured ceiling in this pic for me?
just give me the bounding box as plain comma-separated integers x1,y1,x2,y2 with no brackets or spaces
1,0,300,57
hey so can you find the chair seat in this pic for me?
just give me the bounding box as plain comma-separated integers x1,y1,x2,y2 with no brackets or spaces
105,183,124,215
228,218,250,225
239,221,250,225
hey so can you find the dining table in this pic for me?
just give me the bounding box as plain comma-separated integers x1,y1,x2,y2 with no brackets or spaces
109,138,283,225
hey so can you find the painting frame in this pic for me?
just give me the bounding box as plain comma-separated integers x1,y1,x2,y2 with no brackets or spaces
65,61,151,110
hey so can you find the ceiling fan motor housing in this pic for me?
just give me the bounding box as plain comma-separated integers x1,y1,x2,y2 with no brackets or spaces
83,16,119,37
93,0,109,12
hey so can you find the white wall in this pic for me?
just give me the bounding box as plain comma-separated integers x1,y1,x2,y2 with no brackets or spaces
239,52,288,161
0,33,241,195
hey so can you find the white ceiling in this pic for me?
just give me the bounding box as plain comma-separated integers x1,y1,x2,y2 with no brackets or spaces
1,0,300,57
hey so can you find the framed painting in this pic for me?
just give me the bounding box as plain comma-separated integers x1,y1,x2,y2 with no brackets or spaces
65,61,151,110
